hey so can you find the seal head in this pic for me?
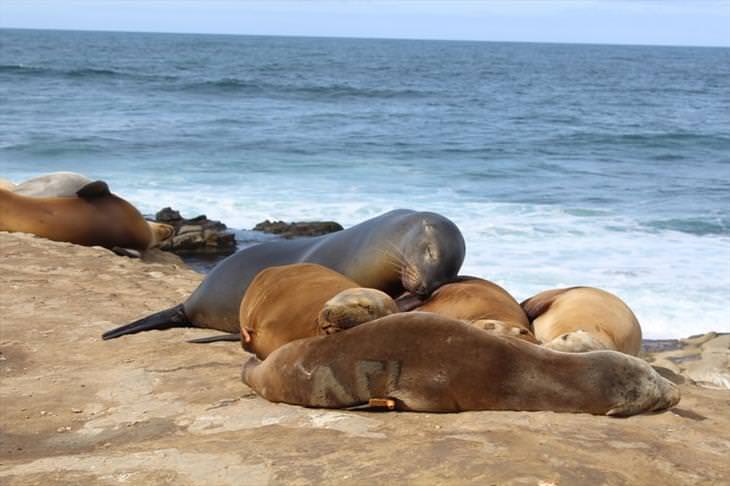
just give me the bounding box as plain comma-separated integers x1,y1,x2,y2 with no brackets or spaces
399,216,465,298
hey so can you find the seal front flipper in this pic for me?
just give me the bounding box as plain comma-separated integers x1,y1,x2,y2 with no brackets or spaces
76,180,111,198
102,304,192,340
188,333,241,344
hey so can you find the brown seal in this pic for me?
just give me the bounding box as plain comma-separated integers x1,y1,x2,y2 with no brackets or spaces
412,277,537,343
10,172,173,249
318,287,399,335
0,182,160,251
103,209,465,339
521,287,642,355
239,264,398,359
242,312,679,416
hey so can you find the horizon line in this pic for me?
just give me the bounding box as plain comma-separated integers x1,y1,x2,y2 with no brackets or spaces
1,26,728,50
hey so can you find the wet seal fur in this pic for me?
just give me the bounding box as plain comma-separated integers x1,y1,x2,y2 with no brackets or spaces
242,312,680,416
522,287,642,355
103,209,465,340
11,172,173,248
0,182,164,251
240,263,397,359
413,277,537,343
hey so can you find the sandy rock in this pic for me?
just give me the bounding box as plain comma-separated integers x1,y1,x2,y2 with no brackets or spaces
0,231,728,485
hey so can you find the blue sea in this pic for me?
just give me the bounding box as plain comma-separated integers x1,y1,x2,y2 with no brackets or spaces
1,29,729,339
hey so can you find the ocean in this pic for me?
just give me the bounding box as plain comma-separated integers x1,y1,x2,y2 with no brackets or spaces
1,28,729,339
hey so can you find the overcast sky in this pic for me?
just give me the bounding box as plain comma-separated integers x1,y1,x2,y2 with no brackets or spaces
1,1,729,47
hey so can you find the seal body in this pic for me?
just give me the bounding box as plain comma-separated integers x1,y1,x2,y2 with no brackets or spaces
103,209,465,338
13,172,92,197
0,184,154,250
413,277,536,343
240,264,360,359
11,172,173,248
242,312,679,416
521,287,642,355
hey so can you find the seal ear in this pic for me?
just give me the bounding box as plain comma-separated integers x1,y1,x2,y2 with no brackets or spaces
76,180,111,199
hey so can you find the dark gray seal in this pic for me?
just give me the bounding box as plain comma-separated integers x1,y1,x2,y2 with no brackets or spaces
102,209,465,339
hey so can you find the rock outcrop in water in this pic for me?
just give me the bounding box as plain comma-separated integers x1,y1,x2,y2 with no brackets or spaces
152,207,236,254
252,219,343,238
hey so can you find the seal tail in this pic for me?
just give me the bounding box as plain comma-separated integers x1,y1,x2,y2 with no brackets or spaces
188,333,241,344
102,304,192,340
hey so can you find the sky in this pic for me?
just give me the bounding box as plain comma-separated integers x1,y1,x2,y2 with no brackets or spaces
1,1,729,47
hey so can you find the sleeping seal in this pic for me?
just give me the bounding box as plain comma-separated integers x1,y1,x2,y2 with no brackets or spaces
242,312,679,416
522,287,642,355
102,209,465,339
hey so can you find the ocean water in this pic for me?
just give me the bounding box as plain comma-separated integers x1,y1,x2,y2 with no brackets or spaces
1,28,729,339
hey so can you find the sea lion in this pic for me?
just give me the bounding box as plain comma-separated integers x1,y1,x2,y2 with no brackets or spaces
11,172,173,248
0,182,159,251
242,312,680,416
521,287,642,355
412,277,537,343
318,287,399,335
239,263,396,359
102,209,465,339
13,172,93,197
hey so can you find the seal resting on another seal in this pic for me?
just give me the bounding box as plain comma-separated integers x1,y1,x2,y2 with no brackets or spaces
242,312,680,416
318,287,399,335
11,172,173,249
0,182,162,251
412,277,537,343
239,263,397,359
521,287,642,355
102,209,465,339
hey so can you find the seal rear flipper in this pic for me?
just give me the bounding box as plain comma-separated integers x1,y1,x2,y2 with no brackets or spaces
102,304,192,340
76,180,111,199
188,333,241,344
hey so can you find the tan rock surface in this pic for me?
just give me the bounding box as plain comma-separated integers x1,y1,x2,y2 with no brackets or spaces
1,232,728,485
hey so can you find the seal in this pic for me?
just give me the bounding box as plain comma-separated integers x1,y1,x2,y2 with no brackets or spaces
521,287,642,355
0,182,159,251
240,263,396,359
13,172,93,197
242,312,680,416
11,172,173,249
412,276,536,342
318,287,399,335
102,209,465,339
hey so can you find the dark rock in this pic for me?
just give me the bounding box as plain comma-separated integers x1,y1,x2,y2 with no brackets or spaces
155,207,182,223
253,220,343,239
150,207,236,255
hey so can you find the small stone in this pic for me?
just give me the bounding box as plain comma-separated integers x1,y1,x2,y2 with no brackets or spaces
71,408,82,413
40,410,47,416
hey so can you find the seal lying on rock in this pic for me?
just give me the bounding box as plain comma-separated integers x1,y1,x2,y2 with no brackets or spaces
522,287,642,355
412,277,536,343
242,312,680,416
102,209,465,339
10,172,173,249
239,264,398,359
0,182,170,251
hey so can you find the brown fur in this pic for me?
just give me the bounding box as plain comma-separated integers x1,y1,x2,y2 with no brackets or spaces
0,187,154,250
413,277,536,342
319,287,399,335
522,287,642,355
239,263,361,359
243,312,679,415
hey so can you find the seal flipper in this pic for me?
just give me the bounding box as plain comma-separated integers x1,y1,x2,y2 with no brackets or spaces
102,304,192,340
76,180,111,199
188,333,241,344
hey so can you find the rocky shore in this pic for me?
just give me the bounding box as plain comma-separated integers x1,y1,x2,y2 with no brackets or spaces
0,232,728,485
